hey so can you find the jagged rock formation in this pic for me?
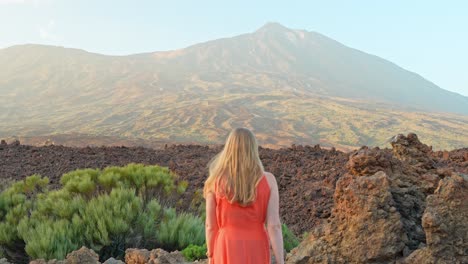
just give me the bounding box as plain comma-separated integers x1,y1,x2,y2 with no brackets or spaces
403,174,468,264
287,133,467,263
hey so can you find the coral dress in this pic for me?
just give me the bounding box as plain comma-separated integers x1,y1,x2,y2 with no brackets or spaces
213,174,271,264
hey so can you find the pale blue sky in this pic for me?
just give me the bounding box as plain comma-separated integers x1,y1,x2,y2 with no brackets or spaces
0,0,467,96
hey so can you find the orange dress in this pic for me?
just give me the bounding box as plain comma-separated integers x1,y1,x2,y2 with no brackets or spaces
213,174,271,264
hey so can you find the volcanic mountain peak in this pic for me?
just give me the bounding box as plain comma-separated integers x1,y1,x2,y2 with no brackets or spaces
1,24,468,150
256,22,292,32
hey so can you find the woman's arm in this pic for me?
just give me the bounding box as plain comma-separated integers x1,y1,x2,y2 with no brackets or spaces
205,191,218,261
265,172,284,264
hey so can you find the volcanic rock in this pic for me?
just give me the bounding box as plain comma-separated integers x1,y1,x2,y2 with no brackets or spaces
125,249,150,264
149,248,191,264
287,171,407,263
402,174,468,264
65,246,99,264
102,258,124,264
287,133,467,263
346,146,392,176
125,248,202,264
391,133,435,171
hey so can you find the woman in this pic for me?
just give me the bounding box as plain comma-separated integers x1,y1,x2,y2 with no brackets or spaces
203,127,284,264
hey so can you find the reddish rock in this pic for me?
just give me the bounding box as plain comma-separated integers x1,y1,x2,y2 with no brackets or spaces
287,134,467,263
442,150,450,160
346,146,392,176
125,248,150,264
148,248,189,263
391,133,435,170
287,171,407,263
65,246,99,264
403,174,468,264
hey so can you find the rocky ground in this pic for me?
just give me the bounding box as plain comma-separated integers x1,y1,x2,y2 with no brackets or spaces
0,136,466,236
1,246,206,264
1,134,467,264
0,139,351,235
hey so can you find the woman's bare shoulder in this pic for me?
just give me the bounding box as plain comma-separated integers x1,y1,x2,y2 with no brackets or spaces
263,171,278,188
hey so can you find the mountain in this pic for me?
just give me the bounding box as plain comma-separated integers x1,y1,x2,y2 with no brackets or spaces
0,23,467,150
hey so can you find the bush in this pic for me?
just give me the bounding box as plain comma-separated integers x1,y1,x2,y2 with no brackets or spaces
1,164,301,262
0,164,203,263
282,223,300,252
158,209,205,250
181,243,207,261
0,174,49,263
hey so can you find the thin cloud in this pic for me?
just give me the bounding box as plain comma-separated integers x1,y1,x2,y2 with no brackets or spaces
0,0,27,4
0,0,50,5
38,19,60,41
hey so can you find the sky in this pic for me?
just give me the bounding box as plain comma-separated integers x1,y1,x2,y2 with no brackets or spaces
0,0,467,97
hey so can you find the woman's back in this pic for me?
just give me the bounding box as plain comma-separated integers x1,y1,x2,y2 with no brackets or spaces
204,127,284,264
212,173,271,264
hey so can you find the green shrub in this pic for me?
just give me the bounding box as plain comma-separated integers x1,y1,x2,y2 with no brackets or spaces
282,223,300,252
1,164,301,262
181,243,207,261
0,174,49,263
158,210,205,250
0,164,203,263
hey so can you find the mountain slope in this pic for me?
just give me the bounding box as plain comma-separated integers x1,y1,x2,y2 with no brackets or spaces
142,22,468,114
0,23,467,150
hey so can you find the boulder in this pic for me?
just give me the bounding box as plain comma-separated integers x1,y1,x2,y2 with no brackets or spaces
287,171,407,263
65,246,100,264
149,248,189,263
346,146,391,176
403,174,468,264
125,249,150,264
102,258,124,264
125,248,203,264
391,133,435,171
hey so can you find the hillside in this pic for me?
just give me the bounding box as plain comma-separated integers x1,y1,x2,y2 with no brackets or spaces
1,23,467,150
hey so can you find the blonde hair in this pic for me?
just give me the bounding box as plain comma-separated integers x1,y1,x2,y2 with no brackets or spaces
203,127,264,206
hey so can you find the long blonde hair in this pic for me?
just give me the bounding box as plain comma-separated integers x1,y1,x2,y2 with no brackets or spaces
203,127,264,206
